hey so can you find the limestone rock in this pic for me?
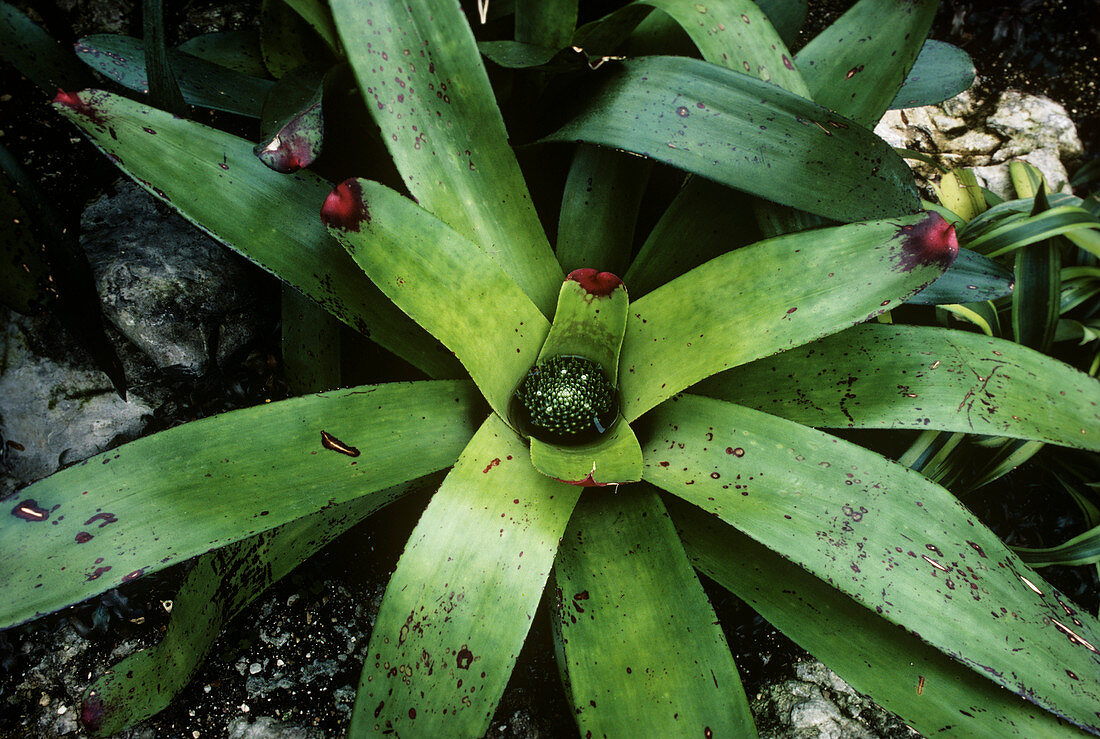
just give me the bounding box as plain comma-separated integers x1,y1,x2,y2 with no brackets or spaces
0,310,152,494
81,181,267,378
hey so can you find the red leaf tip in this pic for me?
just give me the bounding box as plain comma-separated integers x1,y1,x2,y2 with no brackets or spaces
567,268,623,297
895,212,959,273
53,89,82,107
320,179,368,232
80,692,105,732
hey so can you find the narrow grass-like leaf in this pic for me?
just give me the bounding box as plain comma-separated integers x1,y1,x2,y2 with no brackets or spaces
75,35,273,116
321,177,549,420
177,30,267,76
964,206,1100,258
670,497,1083,738
696,323,1100,450
1014,240,1061,352
889,40,976,110
330,0,562,315
796,0,936,127
1017,525,1100,568
555,145,650,276
554,485,754,737
935,168,986,223
1013,187,1062,352
938,301,1000,337
625,178,760,298
641,394,1100,734
619,212,957,421
0,381,482,630
906,247,1014,304
53,90,460,379
544,56,919,222
0,1,93,92
81,474,434,736
351,414,579,736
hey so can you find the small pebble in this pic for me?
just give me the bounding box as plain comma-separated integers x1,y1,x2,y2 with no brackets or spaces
249,663,262,674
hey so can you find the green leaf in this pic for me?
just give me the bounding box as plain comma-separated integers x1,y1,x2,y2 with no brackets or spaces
619,212,957,421
260,0,335,78
754,0,806,46
74,35,274,116
53,90,460,379
544,56,919,222
696,323,1100,450
889,40,976,110
515,0,576,49
0,1,93,93
322,177,549,421
670,497,1083,738
624,178,759,298
796,0,937,127
528,421,643,486
938,301,1000,337
141,0,187,116
553,485,755,737
0,380,482,630
177,30,268,76
477,40,563,69
1013,187,1062,352
524,273,642,485
555,145,650,276
935,168,987,223
81,474,435,737
281,284,341,394
280,0,340,53
330,0,562,316
1011,160,1047,198
906,247,1014,304
1017,525,1100,568
351,414,580,736
255,63,326,173
964,206,1100,259
640,394,1100,734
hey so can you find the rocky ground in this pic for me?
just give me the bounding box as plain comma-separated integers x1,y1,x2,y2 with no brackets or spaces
1,1,1098,737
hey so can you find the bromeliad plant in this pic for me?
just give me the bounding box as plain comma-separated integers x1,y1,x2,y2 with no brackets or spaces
3,0,1100,736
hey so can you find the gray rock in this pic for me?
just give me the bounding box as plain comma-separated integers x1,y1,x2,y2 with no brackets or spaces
987,90,1084,160
874,83,1083,199
0,309,153,494
752,659,919,739
81,181,267,378
225,715,325,739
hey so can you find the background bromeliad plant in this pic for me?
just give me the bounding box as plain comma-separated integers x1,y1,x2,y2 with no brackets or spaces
2,0,1100,736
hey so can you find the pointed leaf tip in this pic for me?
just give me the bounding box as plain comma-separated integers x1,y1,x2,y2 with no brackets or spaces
53,89,81,107
567,268,623,297
81,692,104,734
320,179,368,232
555,473,609,487
895,212,958,273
